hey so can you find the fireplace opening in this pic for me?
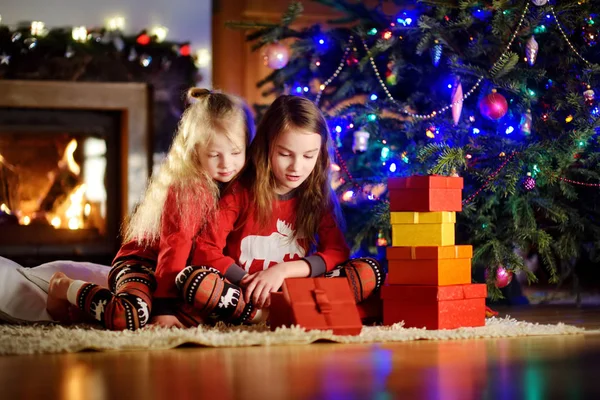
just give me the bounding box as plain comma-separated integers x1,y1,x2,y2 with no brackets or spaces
0,108,121,265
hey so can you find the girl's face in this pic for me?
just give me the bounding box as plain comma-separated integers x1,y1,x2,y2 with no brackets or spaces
271,127,321,195
199,130,246,183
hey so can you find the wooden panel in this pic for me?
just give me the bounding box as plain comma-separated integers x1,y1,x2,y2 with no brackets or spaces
212,0,344,107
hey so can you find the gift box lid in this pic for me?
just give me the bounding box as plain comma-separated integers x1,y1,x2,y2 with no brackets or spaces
388,175,464,190
282,278,362,330
381,283,486,302
390,211,456,225
387,245,473,260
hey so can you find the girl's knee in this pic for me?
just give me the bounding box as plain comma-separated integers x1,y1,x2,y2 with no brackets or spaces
104,294,152,331
339,257,385,303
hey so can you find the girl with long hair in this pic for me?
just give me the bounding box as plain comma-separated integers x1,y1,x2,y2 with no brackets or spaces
175,95,383,325
46,88,255,330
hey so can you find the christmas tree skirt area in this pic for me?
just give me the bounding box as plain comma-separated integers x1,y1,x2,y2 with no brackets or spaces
0,316,594,356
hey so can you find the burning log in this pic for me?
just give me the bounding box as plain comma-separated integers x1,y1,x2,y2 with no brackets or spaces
38,139,81,213
0,154,19,225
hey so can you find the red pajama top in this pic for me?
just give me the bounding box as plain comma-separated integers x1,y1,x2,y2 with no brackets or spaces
191,184,350,283
113,186,210,299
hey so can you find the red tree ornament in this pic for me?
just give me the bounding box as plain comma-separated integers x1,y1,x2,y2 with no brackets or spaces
136,33,151,45
485,265,513,288
179,44,191,57
346,52,359,66
479,89,508,120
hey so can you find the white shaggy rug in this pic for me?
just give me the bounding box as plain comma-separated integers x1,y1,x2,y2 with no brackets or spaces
0,317,592,356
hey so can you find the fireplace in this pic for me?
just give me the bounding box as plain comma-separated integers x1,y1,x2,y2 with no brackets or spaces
0,81,151,266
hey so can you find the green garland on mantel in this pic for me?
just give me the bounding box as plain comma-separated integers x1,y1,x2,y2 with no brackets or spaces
0,24,202,152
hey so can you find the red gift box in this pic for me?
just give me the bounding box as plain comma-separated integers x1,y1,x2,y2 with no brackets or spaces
381,283,486,330
388,175,463,212
269,278,363,335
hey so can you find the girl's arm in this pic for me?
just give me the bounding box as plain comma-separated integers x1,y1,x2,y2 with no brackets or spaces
153,187,198,299
302,209,350,276
191,188,248,284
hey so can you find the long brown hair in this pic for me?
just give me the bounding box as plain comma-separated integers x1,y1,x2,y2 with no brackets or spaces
124,88,255,244
244,95,342,244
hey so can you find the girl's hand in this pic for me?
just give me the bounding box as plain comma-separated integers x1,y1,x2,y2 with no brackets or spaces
149,315,185,328
241,266,287,309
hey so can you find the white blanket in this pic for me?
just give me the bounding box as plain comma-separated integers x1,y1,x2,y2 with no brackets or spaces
0,257,110,323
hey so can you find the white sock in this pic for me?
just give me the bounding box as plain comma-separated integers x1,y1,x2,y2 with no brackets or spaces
66,280,86,306
250,308,270,324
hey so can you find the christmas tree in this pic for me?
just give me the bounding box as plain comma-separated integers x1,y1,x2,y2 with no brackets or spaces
230,0,600,295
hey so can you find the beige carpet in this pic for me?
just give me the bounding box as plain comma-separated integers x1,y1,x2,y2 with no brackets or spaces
0,317,593,356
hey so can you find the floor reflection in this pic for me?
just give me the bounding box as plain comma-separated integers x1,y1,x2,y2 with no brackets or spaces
1,333,598,399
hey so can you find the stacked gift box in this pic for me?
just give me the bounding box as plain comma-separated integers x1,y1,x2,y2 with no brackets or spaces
381,175,487,330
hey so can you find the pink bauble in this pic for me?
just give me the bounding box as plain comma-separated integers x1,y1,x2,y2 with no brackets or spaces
451,79,463,125
263,43,290,69
485,265,514,288
479,90,508,120
523,175,536,191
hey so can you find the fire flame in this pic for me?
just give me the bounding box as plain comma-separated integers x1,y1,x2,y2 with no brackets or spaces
66,184,86,230
63,139,81,175
47,140,89,230
0,203,11,214
4,139,93,230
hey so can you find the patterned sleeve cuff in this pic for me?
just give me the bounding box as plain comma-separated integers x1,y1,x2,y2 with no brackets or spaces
224,264,247,285
303,255,326,277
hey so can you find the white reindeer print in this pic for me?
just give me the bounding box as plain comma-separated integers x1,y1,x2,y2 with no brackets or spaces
175,266,193,289
239,219,306,271
325,267,343,278
90,299,107,322
219,287,240,309
114,266,130,283
136,298,150,325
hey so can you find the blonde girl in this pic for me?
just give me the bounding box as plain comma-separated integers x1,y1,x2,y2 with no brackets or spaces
46,88,255,330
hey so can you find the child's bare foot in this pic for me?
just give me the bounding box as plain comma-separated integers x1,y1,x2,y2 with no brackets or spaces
47,272,74,323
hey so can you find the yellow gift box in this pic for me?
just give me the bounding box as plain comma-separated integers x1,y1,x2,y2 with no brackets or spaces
391,211,455,246
390,211,456,224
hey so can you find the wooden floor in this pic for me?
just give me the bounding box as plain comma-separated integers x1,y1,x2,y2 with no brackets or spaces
1,306,600,400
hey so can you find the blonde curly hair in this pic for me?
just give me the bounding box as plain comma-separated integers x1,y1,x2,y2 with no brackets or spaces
124,88,255,244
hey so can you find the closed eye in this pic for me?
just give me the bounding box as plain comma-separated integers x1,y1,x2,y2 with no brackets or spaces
304,155,315,159
279,152,291,157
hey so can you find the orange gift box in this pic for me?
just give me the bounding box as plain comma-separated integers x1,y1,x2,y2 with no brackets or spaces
388,175,463,212
269,278,362,335
386,245,473,286
380,283,486,330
